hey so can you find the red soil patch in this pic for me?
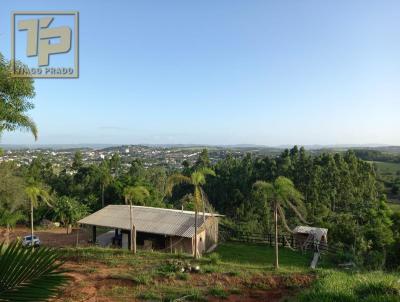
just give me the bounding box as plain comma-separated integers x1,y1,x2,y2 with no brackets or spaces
56,260,314,302
0,226,90,247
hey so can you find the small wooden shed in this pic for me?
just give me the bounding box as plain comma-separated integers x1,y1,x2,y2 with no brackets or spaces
293,226,328,251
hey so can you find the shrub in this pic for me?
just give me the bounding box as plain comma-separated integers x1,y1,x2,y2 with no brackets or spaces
328,250,355,265
133,274,151,285
202,265,217,273
137,292,160,300
176,272,189,280
208,286,228,298
363,251,385,270
157,260,183,273
208,253,221,265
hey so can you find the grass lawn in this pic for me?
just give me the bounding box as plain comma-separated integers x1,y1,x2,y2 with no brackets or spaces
56,242,400,301
298,270,400,302
215,242,312,271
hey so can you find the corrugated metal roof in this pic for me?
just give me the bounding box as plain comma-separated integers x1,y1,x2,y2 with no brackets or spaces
78,205,219,238
293,226,328,236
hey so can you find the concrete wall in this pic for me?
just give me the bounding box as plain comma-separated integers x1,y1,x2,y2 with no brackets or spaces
196,230,206,255
203,217,219,251
122,233,129,249
168,236,193,254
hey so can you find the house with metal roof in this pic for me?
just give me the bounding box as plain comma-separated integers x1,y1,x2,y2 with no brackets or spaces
78,205,220,256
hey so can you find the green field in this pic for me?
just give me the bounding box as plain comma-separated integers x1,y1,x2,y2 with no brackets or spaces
388,202,400,212
58,242,400,301
369,161,400,203
372,161,400,176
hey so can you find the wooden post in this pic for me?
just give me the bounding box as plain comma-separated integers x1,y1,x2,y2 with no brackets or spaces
170,237,173,253
129,202,136,254
30,201,34,250
75,225,80,247
274,201,279,269
194,209,198,259
132,225,137,254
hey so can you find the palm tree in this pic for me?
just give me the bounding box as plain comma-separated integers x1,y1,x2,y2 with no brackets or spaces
166,167,215,259
0,209,24,245
0,241,68,300
252,176,307,269
25,184,51,248
123,186,150,253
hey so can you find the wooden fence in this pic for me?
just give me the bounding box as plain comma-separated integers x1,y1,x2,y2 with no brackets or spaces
221,227,335,254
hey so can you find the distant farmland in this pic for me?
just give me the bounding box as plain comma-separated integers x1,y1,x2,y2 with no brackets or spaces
369,161,400,203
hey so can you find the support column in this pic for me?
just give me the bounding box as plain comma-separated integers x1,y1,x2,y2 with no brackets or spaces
132,225,137,254
75,224,80,247
92,226,97,244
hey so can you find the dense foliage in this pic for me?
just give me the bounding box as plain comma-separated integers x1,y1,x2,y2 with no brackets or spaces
0,146,399,269
0,54,37,140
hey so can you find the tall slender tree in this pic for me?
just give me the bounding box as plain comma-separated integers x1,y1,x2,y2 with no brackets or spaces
123,186,150,253
98,162,112,208
253,177,306,269
25,183,51,247
166,167,215,259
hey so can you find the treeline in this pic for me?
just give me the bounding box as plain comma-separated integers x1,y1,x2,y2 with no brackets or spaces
205,147,397,269
353,149,400,164
0,146,399,269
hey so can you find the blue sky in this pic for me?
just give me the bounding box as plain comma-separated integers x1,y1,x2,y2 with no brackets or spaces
1,0,400,146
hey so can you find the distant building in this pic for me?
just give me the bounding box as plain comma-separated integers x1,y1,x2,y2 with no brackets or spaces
293,226,328,251
78,205,221,256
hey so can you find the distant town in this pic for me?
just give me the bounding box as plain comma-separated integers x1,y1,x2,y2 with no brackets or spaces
0,145,276,171
2,144,400,173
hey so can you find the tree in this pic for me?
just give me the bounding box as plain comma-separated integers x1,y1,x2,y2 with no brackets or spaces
0,209,24,244
0,241,68,301
123,186,150,253
0,54,37,140
72,151,83,171
193,149,210,170
0,163,26,244
25,183,51,247
166,167,216,259
53,196,88,234
252,177,306,269
98,162,112,208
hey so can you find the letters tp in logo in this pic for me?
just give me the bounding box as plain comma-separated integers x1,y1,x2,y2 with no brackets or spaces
18,17,71,66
